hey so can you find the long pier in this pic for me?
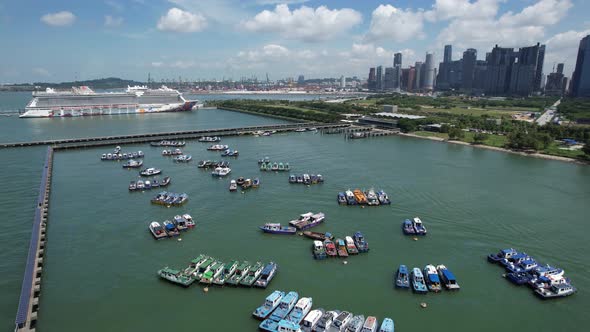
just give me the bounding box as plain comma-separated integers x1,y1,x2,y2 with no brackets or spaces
15,147,53,332
1,123,350,149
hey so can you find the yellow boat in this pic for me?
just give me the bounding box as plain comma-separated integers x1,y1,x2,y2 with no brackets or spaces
353,189,367,204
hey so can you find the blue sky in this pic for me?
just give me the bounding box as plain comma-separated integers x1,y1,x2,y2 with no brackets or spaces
1,0,589,83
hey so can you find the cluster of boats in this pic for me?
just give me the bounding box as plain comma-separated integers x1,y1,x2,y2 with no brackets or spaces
253,290,394,332
394,264,460,293
174,155,192,162
259,212,325,234
253,130,276,137
197,160,230,168
101,149,144,161
150,191,188,206
401,218,427,236
337,189,390,206
149,214,195,239
229,177,260,191
487,248,576,299
260,161,290,172
207,144,229,151
162,149,183,156
312,232,369,260
289,174,324,185
150,140,185,147
122,159,143,168
212,166,232,177
198,136,221,142
139,167,162,176
129,176,171,191
157,254,278,288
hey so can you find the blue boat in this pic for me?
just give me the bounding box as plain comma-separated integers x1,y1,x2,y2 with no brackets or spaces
506,259,538,274
424,265,442,292
353,231,369,252
487,248,518,263
500,252,530,267
395,265,410,288
259,223,297,235
507,272,532,285
337,192,347,204
411,267,428,293
286,297,313,324
252,290,285,320
269,291,299,321
412,217,427,235
437,264,460,290
377,190,391,205
254,262,278,288
289,174,297,183
379,318,395,332
402,219,416,235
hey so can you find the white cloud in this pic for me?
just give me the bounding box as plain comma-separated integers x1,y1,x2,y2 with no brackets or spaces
545,29,590,75
150,60,199,69
241,4,362,42
104,15,123,27
425,0,500,22
40,11,76,27
105,1,124,12
32,68,51,77
365,4,425,42
157,7,207,33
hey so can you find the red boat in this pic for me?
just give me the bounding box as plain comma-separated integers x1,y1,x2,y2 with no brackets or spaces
324,239,338,257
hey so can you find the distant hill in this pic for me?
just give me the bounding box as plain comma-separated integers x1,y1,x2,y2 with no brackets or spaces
31,77,145,90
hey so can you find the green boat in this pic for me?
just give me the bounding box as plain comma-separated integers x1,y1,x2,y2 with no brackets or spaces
157,267,194,287
184,254,209,275
226,261,251,286
194,257,215,279
200,261,224,284
239,261,264,287
212,260,238,286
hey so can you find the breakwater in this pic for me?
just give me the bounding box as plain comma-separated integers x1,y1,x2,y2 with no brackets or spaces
14,147,53,332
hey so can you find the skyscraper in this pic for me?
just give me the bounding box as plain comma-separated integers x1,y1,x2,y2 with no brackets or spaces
414,62,423,91
340,75,346,89
510,43,545,95
423,53,435,91
444,45,452,63
557,63,564,74
571,35,590,97
384,67,394,90
462,48,477,90
368,67,376,91
394,52,402,68
297,75,305,85
376,65,384,91
484,45,516,95
408,66,416,92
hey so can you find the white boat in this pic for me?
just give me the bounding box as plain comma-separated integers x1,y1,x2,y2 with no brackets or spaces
361,316,378,332
332,311,352,331
301,309,324,332
229,179,238,191
149,221,167,239
286,297,313,324
212,167,231,177
182,214,196,228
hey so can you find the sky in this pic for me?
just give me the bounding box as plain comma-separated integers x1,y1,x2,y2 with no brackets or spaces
1,0,589,83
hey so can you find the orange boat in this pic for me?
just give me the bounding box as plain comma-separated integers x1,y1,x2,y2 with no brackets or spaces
353,189,367,204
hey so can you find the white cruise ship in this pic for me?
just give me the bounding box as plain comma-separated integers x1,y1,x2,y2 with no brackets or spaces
19,85,203,118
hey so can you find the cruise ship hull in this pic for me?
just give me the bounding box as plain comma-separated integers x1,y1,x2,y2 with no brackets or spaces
20,101,200,118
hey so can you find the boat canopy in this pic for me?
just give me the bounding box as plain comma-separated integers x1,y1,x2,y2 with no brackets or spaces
161,267,180,274
441,269,456,281
261,263,275,275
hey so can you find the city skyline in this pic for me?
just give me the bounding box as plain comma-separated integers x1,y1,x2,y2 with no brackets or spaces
1,0,590,83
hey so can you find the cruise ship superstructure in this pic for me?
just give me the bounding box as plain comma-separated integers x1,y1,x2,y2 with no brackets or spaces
20,85,202,118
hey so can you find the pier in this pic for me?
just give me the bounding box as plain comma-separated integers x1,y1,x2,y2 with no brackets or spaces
1,122,349,149
15,147,53,332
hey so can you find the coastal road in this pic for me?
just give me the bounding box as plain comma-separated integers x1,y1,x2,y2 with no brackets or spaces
536,99,561,126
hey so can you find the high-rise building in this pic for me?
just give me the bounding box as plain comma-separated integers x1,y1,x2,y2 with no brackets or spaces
462,48,477,90
408,66,416,92
384,67,395,90
414,62,423,91
571,35,590,97
484,45,516,95
394,52,402,68
444,45,452,63
368,67,376,91
297,75,305,85
423,53,435,91
401,68,410,90
340,75,346,88
376,66,384,91
557,63,564,74
509,43,545,95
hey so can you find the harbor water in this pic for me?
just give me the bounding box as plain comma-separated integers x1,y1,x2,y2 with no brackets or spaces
1,92,589,331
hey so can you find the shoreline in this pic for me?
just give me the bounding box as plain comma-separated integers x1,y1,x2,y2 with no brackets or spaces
398,132,588,165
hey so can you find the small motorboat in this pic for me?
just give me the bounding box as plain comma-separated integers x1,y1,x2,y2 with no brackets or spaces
345,190,356,205
379,318,395,332
229,179,238,192
437,264,460,290
316,174,323,182
207,144,229,151
289,212,325,230
211,167,231,177
129,181,137,191
303,231,333,241
362,316,378,332
332,311,352,331
122,159,143,168
174,154,192,162
182,214,196,228
252,178,260,188
241,178,253,189
284,163,290,171
424,264,442,292
323,239,337,257
289,174,297,183
313,241,327,260
160,176,171,187
271,162,279,171
377,190,391,204
301,308,324,332
149,221,167,239
353,231,369,252
295,127,306,132
337,192,347,204
140,168,162,176
144,180,152,189
345,236,359,255
258,157,270,164
336,238,348,257
259,223,297,235
260,163,268,171
221,149,239,157
101,153,107,160
488,248,518,263
365,189,380,206
254,262,278,288
278,162,285,171
287,297,313,325
413,217,427,235
199,136,221,142
402,219,416,235
353,189,368,204
411,267,428,294
534,283,576,299
136,180,145,190
395,265,410,288
236,177,245,186
163,220,180,237
296,175,303,183
253,290,285,320
303,174,311,185
197,160,210,168
346,315,365,332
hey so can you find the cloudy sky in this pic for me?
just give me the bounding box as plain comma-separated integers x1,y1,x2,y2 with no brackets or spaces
1,0,589,83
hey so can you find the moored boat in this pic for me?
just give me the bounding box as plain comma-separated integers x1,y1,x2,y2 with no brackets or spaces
402,219,416,235
129,181,137,191
337,192,347,204
254,262,278,288
211,166,231,177
163,220,180,237
346,315,365,332
160,176,171,186
226,261,251,286
287,297,313,324
200,261,224,284
157,267,194,287
229,179,238,191
184,254,209,276
301,309,324,332
259,291,299,331
376,190,391,205
260,223,297,235
324,239,337,257
193,257,215,280
289,212,325,230
353,189,367,204
345,190,357,205
365,189,379,206
289,174,297,183
353,232,369,253
271,162,279,171
207,144,229,151
140,167,162,176
303,231,333,241
212,260,238,285
411,267,428,294
424,264,442,292
534,283,576,299
378,318,394,332
242,178,252,189
253,290,285,320
437,264,460,290
336,238,348,257
173,215,189,231
314,310,338,332
488,248,518,263
332,311,352,331
395,264,410,289
240,261,264,287
345,236,359,255
174,154,192,162
182,213,195,228
412,217,427,235
122,159,143,168
149,221,167,239
312,240,327,260
253,178,260,188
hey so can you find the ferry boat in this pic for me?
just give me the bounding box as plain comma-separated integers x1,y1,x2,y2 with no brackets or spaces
314,311,338,332
345,236,359,255
212,260,238,285
240,262,264,286
411,267,428,293
379,318,394,332
149,221,167,239
253,290,285,320
376,190,391,205
365,189,380,206
437,264,460,290
301,309,324,332
140,167,162,176
424,265,442,292
227,261,251,286
20,85,201,118
353,232,369,252
412,217,427,235
303,231,333,241
395,265,410,288
260,223,297,235
254,262,278,288
324,239,338,257
157,267,194,287
122,159,143,168
345,190,357,205
313,241,327,260
336,238,349,257
534,283,576,299
353,189,368,204
347,315,365,332
287,297,313,324
332,311,352,331
200,261,224,284
289,212,325,230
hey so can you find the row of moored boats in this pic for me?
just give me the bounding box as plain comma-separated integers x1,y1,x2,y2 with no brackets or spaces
394,264,460,293
149,214,195,239
229,177,260,191
150,140,185,147
260,161,291,172
289,174,324,185
487,248,575,299
151,191,189,206
401,218,427,236
129,176,171,191
158,254,278,288
254,290,395,332
337,189,390,206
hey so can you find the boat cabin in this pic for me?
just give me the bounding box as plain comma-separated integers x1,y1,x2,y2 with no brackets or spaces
302,310,323,330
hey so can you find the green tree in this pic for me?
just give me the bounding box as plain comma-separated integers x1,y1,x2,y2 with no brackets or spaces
448,127,465,140
583,141,590,157
397,119,417,133
473,132,488,144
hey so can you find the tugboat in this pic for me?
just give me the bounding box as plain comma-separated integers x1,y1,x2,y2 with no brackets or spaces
411,267,428,294
253,290,285,320
323,239,338,257
254,262,278,288
337,192,347,204
240,262,264,287
123,159,143,168
345,236,359,255
260,223,297,235
336,238,348,257
352,231,369,252
149,221,167,239
424,264,442,292
395,265,410,288
312,241,327,260
140,168,162,176
229,179,238,192
345,190,357,205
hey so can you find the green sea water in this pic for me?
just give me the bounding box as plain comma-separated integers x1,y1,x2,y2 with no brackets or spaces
1,92,589,331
